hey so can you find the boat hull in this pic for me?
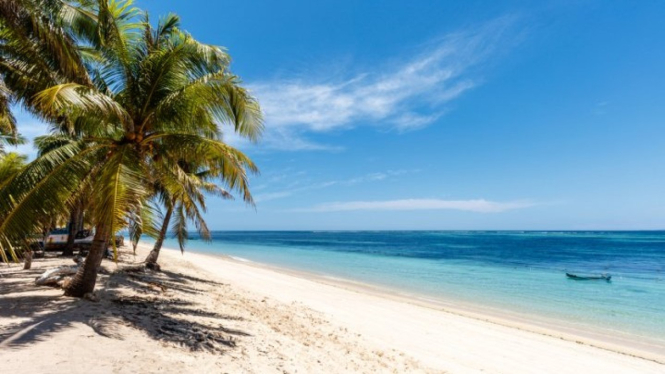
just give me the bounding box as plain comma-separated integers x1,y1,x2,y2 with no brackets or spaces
566,273,611,281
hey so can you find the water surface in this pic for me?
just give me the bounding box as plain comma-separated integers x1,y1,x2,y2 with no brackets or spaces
160,231,665,349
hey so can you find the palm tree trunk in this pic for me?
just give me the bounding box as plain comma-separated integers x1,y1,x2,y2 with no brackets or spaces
76,208,84,232
23,248,33,270
62,205,80,256
145,204,173,266
63,222,109,298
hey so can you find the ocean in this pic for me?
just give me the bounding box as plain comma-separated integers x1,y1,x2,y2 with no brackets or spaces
158,231,665,350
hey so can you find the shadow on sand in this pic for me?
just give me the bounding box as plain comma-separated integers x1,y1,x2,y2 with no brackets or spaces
0,255,249,354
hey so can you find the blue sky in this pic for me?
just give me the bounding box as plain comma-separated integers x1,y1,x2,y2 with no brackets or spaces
10,0,665,230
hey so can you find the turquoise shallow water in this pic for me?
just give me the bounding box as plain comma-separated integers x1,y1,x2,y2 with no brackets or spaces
158,231,665,348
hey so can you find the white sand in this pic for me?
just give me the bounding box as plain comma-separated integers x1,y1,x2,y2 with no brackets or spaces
1,243,663,374
165,247,664,374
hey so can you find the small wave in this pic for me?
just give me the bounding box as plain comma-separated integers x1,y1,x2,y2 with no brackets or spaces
230,256,252,263
322,275,349,282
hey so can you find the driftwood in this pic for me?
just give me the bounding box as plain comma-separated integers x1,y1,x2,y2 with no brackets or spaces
35,266,79,287
121,264,147,273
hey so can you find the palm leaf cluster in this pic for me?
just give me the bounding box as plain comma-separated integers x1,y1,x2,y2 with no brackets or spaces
0,0,263,297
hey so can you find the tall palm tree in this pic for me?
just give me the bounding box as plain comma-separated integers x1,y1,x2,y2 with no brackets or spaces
0,0,91,266
144,161,236,268
0,3,262,297
0,0,95,263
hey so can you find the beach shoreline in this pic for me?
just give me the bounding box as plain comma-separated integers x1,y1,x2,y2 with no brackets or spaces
155,244,665,372
1,243,663,373
187,248,665,364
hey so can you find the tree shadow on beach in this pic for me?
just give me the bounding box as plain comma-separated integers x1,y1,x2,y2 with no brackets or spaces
159,269,228,287
0,268,50,296
0,259,249,354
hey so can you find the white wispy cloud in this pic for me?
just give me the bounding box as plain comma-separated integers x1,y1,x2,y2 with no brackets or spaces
221,127,343,152
248,16,520,150
9,18,519,154
253,191,294,203
254,169,417,203
297,198,536,213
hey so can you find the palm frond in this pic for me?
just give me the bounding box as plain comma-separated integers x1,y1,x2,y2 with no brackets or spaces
0,140,107,254
128,198,159,253
0,2,263,266
171,200,187,253
89,144,148,258
33,83,130,126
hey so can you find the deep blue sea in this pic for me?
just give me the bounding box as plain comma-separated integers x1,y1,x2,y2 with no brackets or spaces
159,231,665,349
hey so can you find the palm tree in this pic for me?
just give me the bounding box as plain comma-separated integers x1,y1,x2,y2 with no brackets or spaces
34,134,89,256
0,152,25,263
0,0,96,264
0,3,262,297
144,161,236,269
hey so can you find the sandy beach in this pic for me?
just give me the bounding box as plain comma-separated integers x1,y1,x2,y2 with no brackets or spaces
2,1,663,373
1,243,663,374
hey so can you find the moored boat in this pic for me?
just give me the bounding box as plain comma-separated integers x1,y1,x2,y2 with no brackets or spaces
566,272,612,281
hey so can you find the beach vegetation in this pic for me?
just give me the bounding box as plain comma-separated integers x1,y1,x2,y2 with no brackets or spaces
0,0,262,297
0,152,26,263
144,159,239,269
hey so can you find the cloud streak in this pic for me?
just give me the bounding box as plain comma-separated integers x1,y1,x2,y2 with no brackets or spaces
248,16,519,150
298,199,536,213
254,170,417,203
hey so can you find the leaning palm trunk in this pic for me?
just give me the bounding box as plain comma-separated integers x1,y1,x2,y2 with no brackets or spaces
62,204,81,256
63,223,109,297
145,205,173,266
